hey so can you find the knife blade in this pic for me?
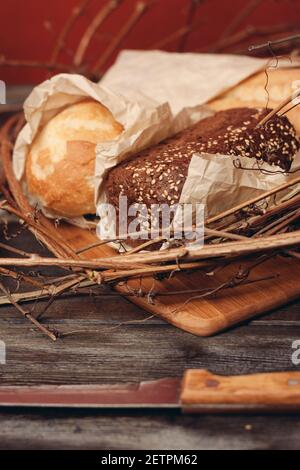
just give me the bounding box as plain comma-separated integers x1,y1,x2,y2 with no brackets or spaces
0,377,180,409
1,370,300,413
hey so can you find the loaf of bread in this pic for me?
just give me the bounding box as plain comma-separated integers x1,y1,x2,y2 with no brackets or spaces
106,107,300,215
25,99,123,218
209,67,300,134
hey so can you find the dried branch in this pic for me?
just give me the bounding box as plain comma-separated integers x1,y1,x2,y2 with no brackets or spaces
257,209,300,236
177,272,276,311
150,25,193,50
0,278,96,307
92,0,150,75
249,33,300,52
216,193,300,236
149,20,203,50
76,239,115,254
219,0,263,42
35,274,87,320
257,89,300,127
11,114,26,142
0,269,279,309
201,23,300,53
1,201,76,261
0,266,47,290
0,230,299,273
0,241,33,258
73,0,122,67
50,0,91,63
0,281,57,341
0,56,80,74
206,174,300,226
286,249,300,261
178,0,201,52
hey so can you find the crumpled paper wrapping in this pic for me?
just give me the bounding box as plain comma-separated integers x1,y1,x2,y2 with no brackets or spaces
101,149,300,247
101,49,265,131
178,152,300,219
14,51,291,237
96,50,266,214
13,73,172,187
97,53,266,208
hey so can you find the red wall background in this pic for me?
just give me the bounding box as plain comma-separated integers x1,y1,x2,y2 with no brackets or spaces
0,0,299,85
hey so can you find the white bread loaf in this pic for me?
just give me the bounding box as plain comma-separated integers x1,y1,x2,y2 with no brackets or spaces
25,99,123,217
208,67,300,134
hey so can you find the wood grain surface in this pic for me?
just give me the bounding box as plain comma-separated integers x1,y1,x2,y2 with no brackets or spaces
1,83,300,449
0,227,300,449
57,221,300,336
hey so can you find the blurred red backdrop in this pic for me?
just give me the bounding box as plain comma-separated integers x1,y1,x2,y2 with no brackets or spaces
0,0,299,85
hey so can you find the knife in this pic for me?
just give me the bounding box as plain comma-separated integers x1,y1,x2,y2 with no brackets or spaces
1,369,300,413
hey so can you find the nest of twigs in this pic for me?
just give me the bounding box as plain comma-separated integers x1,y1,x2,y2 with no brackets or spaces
0,99,300,341
0,1,300,341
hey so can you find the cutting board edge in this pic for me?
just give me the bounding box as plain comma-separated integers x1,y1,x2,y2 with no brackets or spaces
55,223,300,337
116,272,300,337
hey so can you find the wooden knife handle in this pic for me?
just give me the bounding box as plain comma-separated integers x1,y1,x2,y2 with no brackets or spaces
181,369,300,413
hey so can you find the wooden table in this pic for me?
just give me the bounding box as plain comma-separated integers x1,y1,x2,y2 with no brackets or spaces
1,89,300,450
0,227,300,450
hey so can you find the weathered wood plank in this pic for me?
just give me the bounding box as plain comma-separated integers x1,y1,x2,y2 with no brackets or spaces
1,228,300,385
1,87,300,451
0,410,299,450
0,318,299,385
1,185,300,451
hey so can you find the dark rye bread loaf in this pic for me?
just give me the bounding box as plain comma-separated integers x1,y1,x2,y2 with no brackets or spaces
106,107,299,213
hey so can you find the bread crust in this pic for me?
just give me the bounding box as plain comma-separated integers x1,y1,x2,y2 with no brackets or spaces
209,67,300,134
106,107,299,214
25,99,123,217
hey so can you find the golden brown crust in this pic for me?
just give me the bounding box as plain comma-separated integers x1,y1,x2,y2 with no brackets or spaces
25,99,123,218
209,67,300,134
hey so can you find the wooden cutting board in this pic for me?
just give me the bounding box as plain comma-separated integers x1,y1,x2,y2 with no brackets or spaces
56,222,300,337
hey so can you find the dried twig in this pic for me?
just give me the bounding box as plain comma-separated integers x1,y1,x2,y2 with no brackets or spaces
220,0,263,42
149,23,200,50
258,209,300,236
73,0,122,67
0,266,47,290
1,230,300,272
201,23,300,53
216,193,300,236
176,272,276,311
92,0,150,75
286,249,300,261
50,0,91,63
0,56,80,74
0,281,57,341
35,275,87,320
249,33,300,52
0,241,33,258
257,90,300,127
207,174,300,226
178,0,201,52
